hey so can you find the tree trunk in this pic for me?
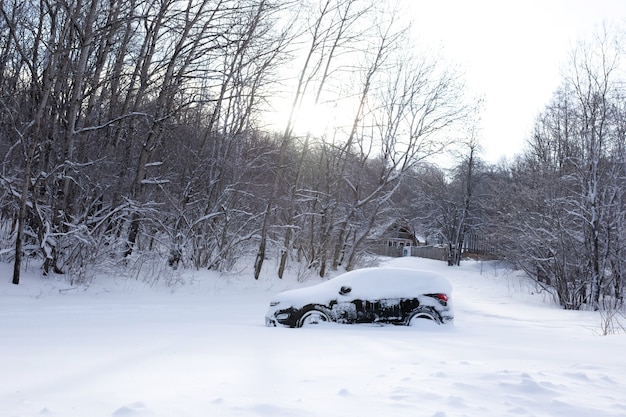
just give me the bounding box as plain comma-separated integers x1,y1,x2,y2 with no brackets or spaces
12,143,36,285
254,202,272,279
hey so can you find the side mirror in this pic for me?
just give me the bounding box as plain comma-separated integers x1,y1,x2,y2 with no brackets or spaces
339,286,352,295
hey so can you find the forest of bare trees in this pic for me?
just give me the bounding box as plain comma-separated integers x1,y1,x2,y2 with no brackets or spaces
497,28,626,311
1,1,625,313
0,0,472,285
420,26,626,312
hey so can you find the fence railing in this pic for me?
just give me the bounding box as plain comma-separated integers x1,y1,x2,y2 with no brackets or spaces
373,235,498,261
371,244,448,261
410,245,448,261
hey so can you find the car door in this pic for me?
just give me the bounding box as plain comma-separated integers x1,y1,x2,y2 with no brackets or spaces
335,277,391,324
332,284,358,323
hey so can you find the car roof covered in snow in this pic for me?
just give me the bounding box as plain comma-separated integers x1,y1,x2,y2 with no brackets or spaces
272,267,452,306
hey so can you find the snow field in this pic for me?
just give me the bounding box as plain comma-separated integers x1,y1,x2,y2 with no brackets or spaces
1,257,626,417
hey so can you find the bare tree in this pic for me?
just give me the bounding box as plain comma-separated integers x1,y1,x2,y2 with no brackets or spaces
502,25,626,310
254,0,373,279
447,137,480,266
331,20,473,272
1,0,71,284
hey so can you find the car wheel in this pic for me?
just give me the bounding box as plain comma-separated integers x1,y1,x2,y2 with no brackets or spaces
406,307,442,326
297,308,330,327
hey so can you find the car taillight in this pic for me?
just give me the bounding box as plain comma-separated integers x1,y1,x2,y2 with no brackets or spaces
428,293,448,303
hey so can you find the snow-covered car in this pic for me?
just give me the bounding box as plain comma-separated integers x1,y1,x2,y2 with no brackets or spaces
265,267,454,328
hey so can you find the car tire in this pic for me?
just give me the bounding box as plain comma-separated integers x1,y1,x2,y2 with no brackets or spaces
297,308,331,327
406,307,442,326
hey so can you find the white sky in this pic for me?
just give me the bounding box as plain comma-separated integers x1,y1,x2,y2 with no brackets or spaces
409,0,626,163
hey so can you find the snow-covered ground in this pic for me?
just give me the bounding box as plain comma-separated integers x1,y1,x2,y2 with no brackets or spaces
2,256,625,417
